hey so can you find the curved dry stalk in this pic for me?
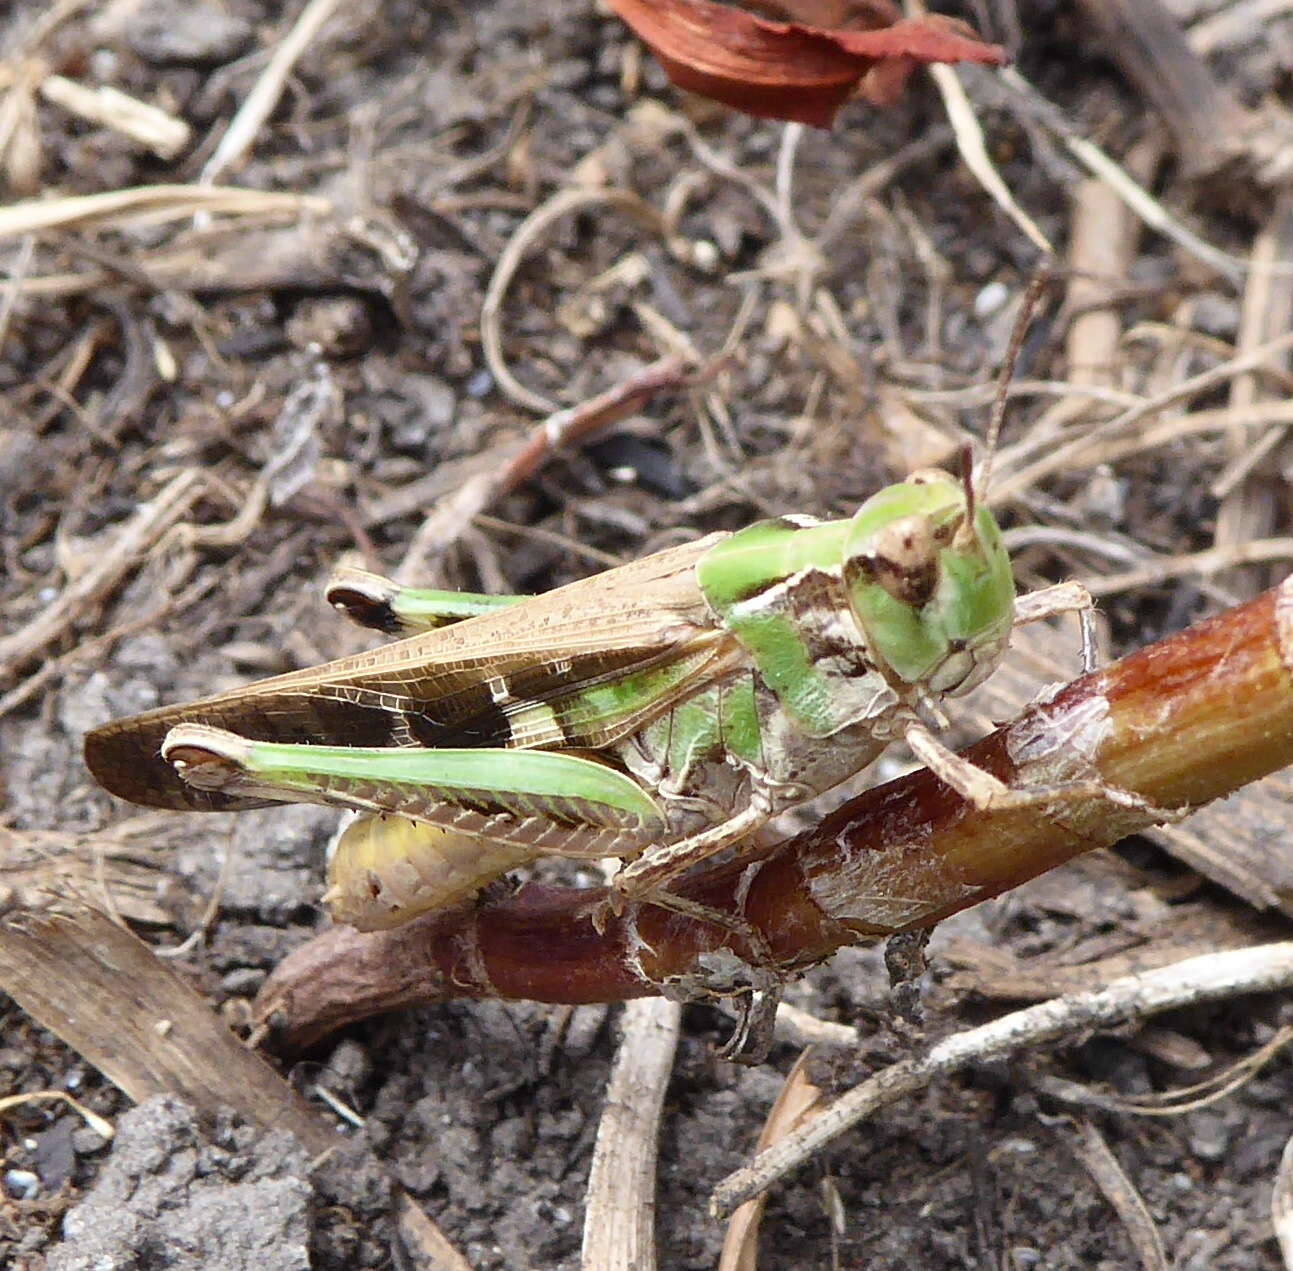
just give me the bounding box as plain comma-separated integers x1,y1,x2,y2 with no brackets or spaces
480,186,703,412
256,577,1293,1050
718,1048,826,1271
711,943,1293,1216
1274,1133,1293,1269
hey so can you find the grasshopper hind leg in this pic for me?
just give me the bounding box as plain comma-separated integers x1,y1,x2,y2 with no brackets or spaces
325,563,528,636
597,803,783,1018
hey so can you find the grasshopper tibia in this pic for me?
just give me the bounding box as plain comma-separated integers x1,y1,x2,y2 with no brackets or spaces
1012,579,1097,672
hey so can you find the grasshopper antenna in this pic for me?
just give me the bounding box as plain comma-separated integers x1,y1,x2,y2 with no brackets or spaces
975,266,1052,508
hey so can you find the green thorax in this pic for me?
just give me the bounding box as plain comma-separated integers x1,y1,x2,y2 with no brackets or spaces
695,473,1015,735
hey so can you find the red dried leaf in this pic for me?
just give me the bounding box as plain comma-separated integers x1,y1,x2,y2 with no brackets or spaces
605,0,1007,127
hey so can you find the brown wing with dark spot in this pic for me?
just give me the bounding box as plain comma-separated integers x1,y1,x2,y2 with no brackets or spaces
85,535,732,811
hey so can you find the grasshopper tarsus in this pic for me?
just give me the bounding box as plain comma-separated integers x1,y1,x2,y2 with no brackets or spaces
717,983,782,1066
883,928,931,1032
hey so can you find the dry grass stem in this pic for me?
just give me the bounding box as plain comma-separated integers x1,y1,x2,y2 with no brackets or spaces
0,184,330,239
993,328,1293,499
1065,178,1136,389
1082,536,1293,597
1064,1116,1168,1271
199,0,344,185
712,944,1293,1216
928,62,1051,253
1215,193,1293,554
581,997,682,1271
38,75,190,158
0,1089,114,1140
997,66,1248,282
1033,1024,1293,1117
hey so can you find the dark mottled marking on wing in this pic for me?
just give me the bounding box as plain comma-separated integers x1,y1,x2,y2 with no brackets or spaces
405,700,513,747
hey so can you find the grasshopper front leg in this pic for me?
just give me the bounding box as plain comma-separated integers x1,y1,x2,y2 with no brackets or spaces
901,720,1186,824
1012,579,1097,672
902,578,1182,819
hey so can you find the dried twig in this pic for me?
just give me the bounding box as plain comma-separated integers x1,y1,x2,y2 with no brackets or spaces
581,997,681,1271
254,578,1293,1050
0,905,473,1270
0,470,204,685
712,944,1293,1215
1063,1117,1167,1271
396,355,707,580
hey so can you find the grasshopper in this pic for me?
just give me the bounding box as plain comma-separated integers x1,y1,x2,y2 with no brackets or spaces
84,456,1094,937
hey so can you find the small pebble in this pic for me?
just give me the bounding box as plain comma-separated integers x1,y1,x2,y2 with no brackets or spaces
125,0,254,66
4,1169,39,1200
286,297,374,359
974,280,1009,319
465,369,494,398
221,967,267,995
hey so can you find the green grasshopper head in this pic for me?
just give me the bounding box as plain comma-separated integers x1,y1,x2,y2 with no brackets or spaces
842,468,1014,696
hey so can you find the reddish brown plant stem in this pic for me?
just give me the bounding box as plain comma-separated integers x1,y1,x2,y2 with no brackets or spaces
256,579,1293,1051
